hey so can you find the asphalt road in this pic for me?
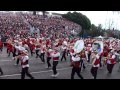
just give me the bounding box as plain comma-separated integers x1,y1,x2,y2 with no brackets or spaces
0,47,120,79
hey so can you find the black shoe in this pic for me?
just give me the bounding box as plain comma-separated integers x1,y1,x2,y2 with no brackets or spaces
83,67,86,69
14,64,18,66
81,77,84,79
107,72,111,76
48,66,52,69
41,61,45,63
1,73,3,76
31,77,34,79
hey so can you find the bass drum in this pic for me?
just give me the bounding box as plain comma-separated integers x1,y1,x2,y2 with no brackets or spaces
92,41,103,54
74,40,84,54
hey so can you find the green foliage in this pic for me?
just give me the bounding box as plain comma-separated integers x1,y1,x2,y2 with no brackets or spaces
86,24,105,37
62,12,91,30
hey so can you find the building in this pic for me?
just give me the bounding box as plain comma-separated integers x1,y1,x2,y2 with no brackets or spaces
51,13,63,17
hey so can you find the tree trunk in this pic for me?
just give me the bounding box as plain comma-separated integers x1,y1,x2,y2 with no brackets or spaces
42,11,46,17
33,11,36,15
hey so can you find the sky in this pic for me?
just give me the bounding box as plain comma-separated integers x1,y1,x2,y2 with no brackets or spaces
49,11,120,30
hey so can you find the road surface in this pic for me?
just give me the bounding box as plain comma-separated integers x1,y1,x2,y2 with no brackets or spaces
0,47,120,79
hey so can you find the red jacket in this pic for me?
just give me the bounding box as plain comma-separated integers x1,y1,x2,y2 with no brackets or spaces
36,45,40,48
103,50,108,57
7,43,14,52
71,61,80,68
47,52,51,57
21,60,28,65
70,49,74,53
0,41,3,48
94,59,100,65
39,39,42,44
30,44,35,50
46,40,50,46
109,55,116,64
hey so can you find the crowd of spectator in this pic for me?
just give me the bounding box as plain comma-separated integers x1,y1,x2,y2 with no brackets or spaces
0,12,82,41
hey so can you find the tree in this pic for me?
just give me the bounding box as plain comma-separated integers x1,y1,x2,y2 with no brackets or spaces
33,11,37,15
98,24,102,30
62,12,91,38
41,11,46,17
62,12,91,30
86,24,105,37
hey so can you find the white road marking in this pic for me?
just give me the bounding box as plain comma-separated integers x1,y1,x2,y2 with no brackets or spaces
0,67,72,78
0,58,36,62
0,60,12,62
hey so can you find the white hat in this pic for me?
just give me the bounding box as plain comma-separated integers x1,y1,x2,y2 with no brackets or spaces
14,40,18,43
88,44,91,47
19,42,23,46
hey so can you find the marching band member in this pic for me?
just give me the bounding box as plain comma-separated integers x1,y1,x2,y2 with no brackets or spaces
91,51,100,79
12,41,18,60
35,42,40,58
39,37,42,44
0,36,4,74
80,49,88,71
51,47,60,77
0,66,3,75
7,40,14,57
58,39,63,47
106,50,116,75
0,39,3,53
29,41,35,56
86,44,92,62
61,44,67,61
102,46,109,67
21,50,34,79
39,44,46,63
6,39,10,53
69,45,75,61
46,38,51,48
26,38,30,47
71,53,84,79
15,50,34,79
14,42,25,65
66,42,70,56
46,46,53,69
117,50,120,72
24,44,29,52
